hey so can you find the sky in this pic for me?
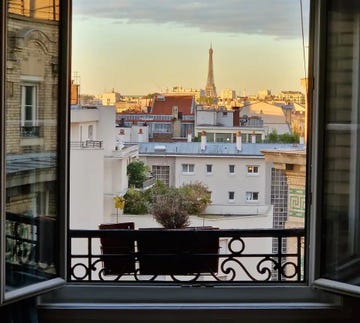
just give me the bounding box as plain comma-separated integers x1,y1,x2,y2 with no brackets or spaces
72,0,310,96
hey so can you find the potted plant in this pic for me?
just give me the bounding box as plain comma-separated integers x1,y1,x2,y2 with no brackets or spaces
138,185,219,276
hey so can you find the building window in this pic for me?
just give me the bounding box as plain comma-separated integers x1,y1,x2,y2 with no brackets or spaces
246,192,259,201
88,125,94,140
228,191,235,201
153,123,172,133
152,165,170,186
206,164,213,174
229,164,235,174
20,84,40,137
182,163,194,174
247,165,259,174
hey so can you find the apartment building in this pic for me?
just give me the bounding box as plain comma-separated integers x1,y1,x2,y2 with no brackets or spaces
139,138,299,216
118,94,195,141
70,105,138,228
196,100,293,143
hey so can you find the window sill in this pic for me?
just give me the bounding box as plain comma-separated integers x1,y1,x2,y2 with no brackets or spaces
20,137,44,146
37,285,347,322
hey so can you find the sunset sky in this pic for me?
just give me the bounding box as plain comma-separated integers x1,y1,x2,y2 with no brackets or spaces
72,0,310,96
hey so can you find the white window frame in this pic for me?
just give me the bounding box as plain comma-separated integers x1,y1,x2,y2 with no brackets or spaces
88,124,94,140
182,163,194,174
247,165,259,175
206,164,213,174
246,191,259,202
228,164,235,174
20,84,37,127
228,191,235,202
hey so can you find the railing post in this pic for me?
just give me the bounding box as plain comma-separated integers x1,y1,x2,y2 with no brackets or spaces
88,236,92,281
278,236,282,281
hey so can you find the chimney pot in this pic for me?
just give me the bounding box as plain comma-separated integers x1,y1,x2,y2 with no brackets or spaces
200,131,206,151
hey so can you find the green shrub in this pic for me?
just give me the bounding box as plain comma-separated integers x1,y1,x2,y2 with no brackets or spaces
179,182,211,215
123,188,149,214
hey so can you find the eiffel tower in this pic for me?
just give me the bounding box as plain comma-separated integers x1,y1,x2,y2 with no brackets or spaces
205,45,217,98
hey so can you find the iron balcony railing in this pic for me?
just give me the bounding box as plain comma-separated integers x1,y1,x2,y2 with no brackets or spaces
20,126,40,137
70,140,103,149
5,212,57,287
69,227,305,284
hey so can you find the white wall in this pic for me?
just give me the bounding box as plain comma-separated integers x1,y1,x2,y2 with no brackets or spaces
196,109,217,126
174,156,268,215
70,149,104,229
141,154,270,215
97,106,117,154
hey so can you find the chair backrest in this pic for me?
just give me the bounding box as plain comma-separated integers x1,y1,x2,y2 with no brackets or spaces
99,222,134,230
98,222,135,275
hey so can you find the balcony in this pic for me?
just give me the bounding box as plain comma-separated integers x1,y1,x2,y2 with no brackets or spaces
20,126,40,138
70,140,103,149
5,210,305,289
68,227,305,283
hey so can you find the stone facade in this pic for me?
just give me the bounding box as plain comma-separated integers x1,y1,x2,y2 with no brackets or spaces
6,11,59,155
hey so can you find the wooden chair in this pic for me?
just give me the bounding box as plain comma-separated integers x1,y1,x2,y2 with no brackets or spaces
98,222,135,275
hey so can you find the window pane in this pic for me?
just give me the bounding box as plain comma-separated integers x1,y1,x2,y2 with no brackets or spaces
5,0,60,292
321,0,360,284
25,86,33,106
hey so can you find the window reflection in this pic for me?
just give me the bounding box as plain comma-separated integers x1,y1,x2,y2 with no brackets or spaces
5,0,60,290
322,0,360,284
8,0,59,21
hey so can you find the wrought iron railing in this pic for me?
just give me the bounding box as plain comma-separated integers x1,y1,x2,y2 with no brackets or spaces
70,140,103,149
69,228,305,284
5,212,57,286
20,126,40,137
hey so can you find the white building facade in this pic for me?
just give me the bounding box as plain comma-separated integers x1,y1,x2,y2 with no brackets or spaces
70,105,138,229
139,139,303,216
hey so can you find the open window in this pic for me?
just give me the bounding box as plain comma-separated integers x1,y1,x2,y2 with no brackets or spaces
311,0,360,296
0,0,70,305
2,0,360,322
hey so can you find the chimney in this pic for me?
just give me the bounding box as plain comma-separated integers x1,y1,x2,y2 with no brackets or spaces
252,131,256,144
200,131,206,151
116,129,125,150
232,106,240,127
187,130,192,142
138,128,144,142
236,131,242,151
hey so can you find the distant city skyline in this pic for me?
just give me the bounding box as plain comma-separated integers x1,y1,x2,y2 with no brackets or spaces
72,0,310,96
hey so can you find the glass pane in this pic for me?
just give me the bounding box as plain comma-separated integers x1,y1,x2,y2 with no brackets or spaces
25,86,33,106
5,0,60,292
322,0,360,284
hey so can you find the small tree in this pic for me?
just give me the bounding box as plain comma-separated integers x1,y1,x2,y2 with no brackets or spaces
179,182,211,215
152,187,190,229
127,160,150,188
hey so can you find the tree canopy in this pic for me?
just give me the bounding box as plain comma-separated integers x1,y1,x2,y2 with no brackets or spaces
127,160,150,188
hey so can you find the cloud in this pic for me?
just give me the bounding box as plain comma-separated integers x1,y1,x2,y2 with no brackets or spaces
73,0,309,39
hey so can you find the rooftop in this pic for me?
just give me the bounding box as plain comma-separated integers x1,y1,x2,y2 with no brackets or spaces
139,142,305,157
151,95,194,115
